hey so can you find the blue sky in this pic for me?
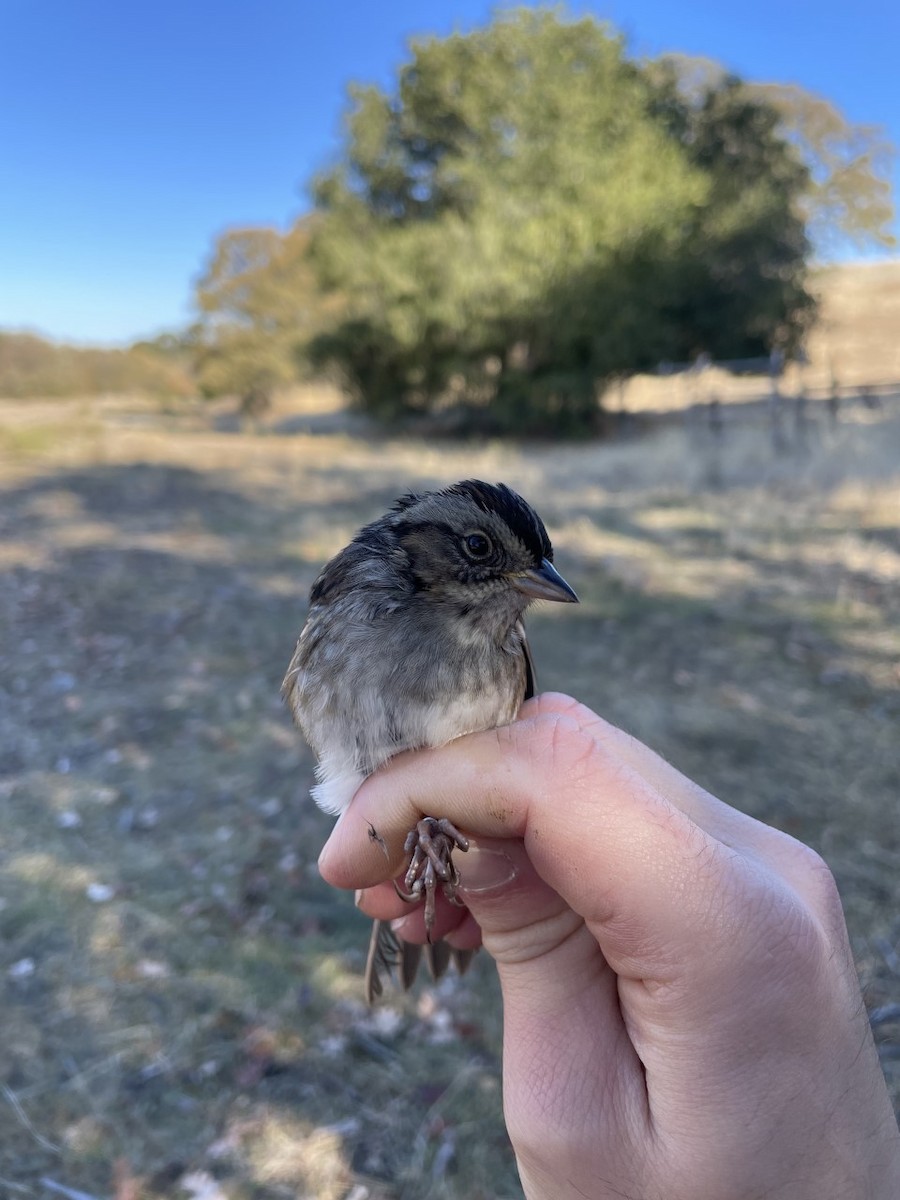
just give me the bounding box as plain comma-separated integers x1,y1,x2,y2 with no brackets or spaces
2,0,898,344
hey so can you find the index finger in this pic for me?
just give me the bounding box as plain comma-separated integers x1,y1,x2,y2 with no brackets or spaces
319,692,784,890
319,697,781,987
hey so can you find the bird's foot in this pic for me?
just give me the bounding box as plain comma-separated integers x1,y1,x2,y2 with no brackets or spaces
394,817,469,939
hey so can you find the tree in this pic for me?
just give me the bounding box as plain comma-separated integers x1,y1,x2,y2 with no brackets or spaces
653,54,896,255
191,221,330,413
646,65,817,359
189,10,893,434
753,82,896,255
308,8,832,432
308,9,710,430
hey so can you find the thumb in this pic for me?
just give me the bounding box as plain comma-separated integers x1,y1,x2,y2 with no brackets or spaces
449,838,620,1027
379,835,577,962
450,836,639,1175
371,833,615,1017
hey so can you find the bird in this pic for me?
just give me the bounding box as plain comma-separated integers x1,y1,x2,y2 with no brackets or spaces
282,479,578,1001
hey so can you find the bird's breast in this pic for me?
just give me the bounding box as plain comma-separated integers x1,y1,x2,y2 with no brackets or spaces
288,596,528,812
396,675,522,751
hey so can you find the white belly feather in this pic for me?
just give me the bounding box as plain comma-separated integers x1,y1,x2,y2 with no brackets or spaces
305,682,521,816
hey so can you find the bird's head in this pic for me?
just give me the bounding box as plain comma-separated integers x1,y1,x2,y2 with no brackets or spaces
388,480,578,620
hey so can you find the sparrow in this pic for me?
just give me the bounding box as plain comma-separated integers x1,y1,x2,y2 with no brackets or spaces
282,479,578,1001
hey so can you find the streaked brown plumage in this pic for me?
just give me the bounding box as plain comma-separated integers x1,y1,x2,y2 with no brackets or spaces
282,480,577,1000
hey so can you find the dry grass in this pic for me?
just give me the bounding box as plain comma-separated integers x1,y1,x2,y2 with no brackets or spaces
0,382,899,1199
807,260,900,388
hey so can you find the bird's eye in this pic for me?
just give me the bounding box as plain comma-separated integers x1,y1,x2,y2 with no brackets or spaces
462,531,492,559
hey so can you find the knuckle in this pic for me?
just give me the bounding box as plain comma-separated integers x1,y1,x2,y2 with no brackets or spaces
781,836,845,922
526,691,584,718
515,709,603,781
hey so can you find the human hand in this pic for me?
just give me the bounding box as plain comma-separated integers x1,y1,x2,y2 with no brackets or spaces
319,693,900,1200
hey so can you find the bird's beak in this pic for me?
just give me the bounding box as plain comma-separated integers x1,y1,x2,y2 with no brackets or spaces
514,559,579,604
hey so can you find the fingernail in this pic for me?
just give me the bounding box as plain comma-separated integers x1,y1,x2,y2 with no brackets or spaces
456,845,518,894
355,889,365,909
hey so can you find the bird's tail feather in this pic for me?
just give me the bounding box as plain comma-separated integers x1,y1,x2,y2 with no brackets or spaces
364,919,476,1005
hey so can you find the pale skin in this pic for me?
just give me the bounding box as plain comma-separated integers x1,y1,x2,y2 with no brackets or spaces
319,693,900,1200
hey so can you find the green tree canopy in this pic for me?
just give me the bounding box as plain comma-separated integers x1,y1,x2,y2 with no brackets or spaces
190,221,332,411
652,54,896,255
191,8,895,434
308,8,827,431
645,63,816,360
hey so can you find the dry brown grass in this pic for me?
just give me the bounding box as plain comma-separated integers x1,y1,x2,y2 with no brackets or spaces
0,381,898,1199
807,260,900,389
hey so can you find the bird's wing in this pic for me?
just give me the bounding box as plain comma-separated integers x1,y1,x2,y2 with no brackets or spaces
517,618,537,702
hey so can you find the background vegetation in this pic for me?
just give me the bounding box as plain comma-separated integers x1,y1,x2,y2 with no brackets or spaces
203,8,895,432
0,332,194,402
4,9,895,433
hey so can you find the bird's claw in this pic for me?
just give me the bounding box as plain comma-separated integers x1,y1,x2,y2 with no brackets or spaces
393,817,469,939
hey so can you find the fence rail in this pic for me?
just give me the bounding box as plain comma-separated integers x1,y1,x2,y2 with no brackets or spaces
606,352,900,454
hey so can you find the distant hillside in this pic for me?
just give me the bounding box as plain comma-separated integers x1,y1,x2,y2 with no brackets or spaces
0,330,194,400
807,261,900,389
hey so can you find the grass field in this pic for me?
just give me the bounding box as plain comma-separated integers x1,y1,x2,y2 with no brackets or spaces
1,384,899,1199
